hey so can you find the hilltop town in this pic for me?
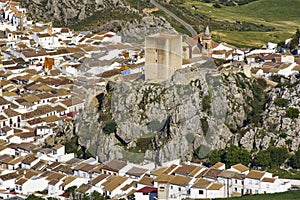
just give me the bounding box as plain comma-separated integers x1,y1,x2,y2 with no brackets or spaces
0,0,300,199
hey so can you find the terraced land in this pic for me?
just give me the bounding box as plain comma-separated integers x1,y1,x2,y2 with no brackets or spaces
176,0,300,47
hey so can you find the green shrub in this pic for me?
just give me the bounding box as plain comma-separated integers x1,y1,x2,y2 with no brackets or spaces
275,98,289,107
286,107,299,119
202,95,211,113
102,120,117,134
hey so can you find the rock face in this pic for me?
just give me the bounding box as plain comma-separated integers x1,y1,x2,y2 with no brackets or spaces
19,0,176,43
76,59,264,164
239,76,300,152
20,0,125,25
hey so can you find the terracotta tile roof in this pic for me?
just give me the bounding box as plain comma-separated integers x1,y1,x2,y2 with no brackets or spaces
48,179,59,185
262,177,275,183
37,33,51,38
246,170,265,180
42,115,62,123
21,105,55,120
169,175,191,186
163,164,178,175
150,167,168,176
121,181,137,191
47,162,61,169
15,143,37,152
105,160,127,171
202,168,223,179
16,178,28,185
173,165,197,176
55,105,67,112
207,183,224,190
24,170,40,179
0,172,19,181
54,164,73,174
102,175,128,192
292,65,300,71
60,176,76,187
138,175,154,186
3,108,20,117
76,183,90,194
45,172,66,181
8,157,24,165
0,96,10,105
53,144,64,150
92,174,109,186
231,163,249,173
22,155,38,164
211,162,225,169
77,163,98,172
154,174,174,183
125,167,148,177
0,115,7,121
189,166,204,177
15,131,35,139
218,170,244,179
191,178,211,189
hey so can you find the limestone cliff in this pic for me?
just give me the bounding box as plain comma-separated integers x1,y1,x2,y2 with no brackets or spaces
240,75,300,152
18,0,176,43
75,59,267,164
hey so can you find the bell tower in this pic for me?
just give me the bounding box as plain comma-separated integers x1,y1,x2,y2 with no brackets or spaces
202,26,212,56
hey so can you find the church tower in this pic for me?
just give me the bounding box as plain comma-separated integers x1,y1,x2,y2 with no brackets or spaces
202,26,212,56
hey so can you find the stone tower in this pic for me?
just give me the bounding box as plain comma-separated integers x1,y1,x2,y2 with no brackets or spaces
145,33,182,82
202,26,212,56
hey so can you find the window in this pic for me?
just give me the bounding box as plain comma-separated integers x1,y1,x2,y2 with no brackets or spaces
235,180,238,184
235,188,237,192
199,190,204,195
170,186,173,189
178,187,181,191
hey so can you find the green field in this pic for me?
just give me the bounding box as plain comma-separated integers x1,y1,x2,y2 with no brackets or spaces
215,190,300,200
179,0,300,47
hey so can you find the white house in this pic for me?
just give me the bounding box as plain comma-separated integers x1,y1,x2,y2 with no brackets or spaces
217,170,245,197
244,170,272,195
102,175,131,198
134,186,158,200
15,176,48,195
21,155,40,169
0,172,19,189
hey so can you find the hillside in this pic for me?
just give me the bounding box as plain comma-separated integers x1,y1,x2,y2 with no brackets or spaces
18,0,176,43
175,0,300,47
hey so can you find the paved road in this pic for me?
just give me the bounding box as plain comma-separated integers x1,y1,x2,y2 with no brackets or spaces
150,0,198,37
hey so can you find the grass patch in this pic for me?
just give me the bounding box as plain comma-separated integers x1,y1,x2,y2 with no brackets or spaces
178,0,300,47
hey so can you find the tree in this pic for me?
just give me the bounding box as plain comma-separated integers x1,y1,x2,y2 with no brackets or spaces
208,149,225,165
268,146,289,168
290,149,300,169
26,194,44,200
65,186,77,199
127,194,135,200
224,145,250,167
253,149,271,169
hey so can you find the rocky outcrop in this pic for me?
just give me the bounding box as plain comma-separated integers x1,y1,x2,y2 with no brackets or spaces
19,0,176,43
240,76,300,152
20,0,125,25
75,59,265,164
